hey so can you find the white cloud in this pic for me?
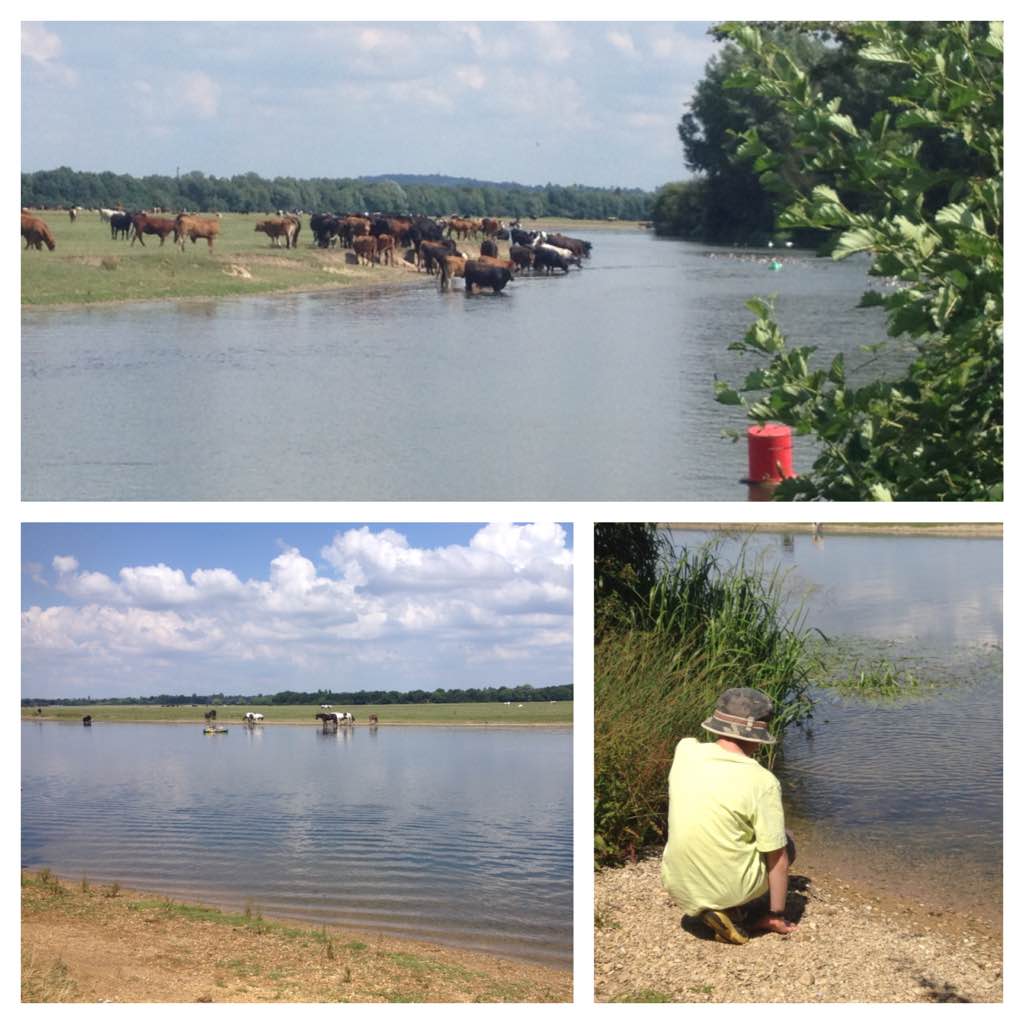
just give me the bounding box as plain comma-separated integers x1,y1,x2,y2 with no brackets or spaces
23,525,573,697
22,24,78,86
607,31,637,57
456,66,487,91
180,71,219,118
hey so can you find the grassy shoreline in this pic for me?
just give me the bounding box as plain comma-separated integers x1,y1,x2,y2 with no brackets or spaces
662,523,1002,539
22,871,570,1003
21,210,631,308
21,701,573,727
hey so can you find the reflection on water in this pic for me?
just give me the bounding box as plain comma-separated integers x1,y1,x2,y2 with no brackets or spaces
21,724,572,967
669,530,1003,909
23,230,889,500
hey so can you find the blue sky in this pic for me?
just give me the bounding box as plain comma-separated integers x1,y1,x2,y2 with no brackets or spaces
21,21,719,191
22,523,573,699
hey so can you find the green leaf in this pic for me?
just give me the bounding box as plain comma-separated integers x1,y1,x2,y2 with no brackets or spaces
868,484,894,501
833,227,876,260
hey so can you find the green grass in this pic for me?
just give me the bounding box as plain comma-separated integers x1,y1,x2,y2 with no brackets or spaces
595,538,818,862
21,210,404,306
23,701,572,727
611,990,673,1003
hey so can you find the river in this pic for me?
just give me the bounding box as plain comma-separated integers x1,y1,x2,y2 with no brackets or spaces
22,229,891,500
21,723,573,968
668,529,1002,914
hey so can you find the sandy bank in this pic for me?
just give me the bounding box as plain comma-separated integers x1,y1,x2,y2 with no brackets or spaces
595,853,1001,1003
22,872,570,1003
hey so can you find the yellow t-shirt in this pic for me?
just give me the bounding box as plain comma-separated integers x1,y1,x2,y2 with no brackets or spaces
660,737,786,916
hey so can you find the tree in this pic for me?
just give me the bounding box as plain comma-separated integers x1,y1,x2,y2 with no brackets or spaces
713,21,1002,500
650,180,707,238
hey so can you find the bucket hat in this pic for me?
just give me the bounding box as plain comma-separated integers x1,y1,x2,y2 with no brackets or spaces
701,687,776,745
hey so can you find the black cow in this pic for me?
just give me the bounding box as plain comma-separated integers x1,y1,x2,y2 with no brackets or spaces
480,238,498,257
464,260,512,294
310,213,341,248
110,211,133,241
509,244,534,272
510,228,538,246
532,247,572,274
547,233,591,258
419,239,459,275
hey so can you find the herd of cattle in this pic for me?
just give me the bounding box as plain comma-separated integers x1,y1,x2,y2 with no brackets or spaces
21,208,594,294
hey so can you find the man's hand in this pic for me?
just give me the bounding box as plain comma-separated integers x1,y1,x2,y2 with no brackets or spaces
751,912,798,935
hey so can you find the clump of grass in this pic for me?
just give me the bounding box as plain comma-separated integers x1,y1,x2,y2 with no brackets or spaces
22,951,77,1002
104,881,120,898
100,255,118,271
80,876,90,893
595,538,818,863
611,990,672,1003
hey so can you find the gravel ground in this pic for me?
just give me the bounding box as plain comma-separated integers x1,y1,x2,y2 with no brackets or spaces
595,854,1001,1003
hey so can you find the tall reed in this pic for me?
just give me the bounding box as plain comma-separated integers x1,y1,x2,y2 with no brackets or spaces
595,538,819,863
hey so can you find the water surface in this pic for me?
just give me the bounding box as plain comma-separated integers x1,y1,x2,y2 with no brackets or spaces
669,530,1002,910
23,230,890,500
22,723,573,967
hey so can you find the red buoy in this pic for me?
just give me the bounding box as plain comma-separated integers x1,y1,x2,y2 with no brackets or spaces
746,423,795,484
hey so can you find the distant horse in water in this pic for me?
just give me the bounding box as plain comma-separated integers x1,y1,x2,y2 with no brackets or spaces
368,714,379,725
82,715,92,726
204,709,217,722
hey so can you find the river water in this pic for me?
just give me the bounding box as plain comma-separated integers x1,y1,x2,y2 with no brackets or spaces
668,529,1003,912
21,723,573,968
22,229,890,500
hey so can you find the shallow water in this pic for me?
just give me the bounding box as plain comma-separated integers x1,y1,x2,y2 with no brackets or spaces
668,530,1003,910
21,723,573,967
22,230,890,500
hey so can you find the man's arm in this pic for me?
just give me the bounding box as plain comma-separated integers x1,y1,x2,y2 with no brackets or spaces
751,846,797,934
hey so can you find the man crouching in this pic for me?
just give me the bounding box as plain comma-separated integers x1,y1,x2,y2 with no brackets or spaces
661,687,798,944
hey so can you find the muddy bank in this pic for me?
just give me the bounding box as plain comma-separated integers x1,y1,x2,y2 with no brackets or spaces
22,872,570,1003
595,852,1001,1003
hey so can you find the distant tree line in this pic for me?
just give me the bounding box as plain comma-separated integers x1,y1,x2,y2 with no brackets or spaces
21,166,652,220
22,683,573,707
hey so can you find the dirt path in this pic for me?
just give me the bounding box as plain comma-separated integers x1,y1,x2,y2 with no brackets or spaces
595,855,1001,1003
22,873,570,1003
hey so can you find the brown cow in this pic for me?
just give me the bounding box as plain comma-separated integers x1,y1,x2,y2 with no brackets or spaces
352,234,378,266
446,217,480,240
21,213,56,251
175,214,220,251
130,213,177,246
474,255,517,274
439,254,467,291
376,233,397,266
481,217,502,238
254,217,299,249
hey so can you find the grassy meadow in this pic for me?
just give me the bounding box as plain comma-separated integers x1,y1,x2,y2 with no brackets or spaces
23,701,572,727
20,210,408,306
21,209,632,307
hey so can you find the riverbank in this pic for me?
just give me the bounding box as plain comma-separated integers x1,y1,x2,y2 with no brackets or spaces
595,848,1001,1003
21,701,573,727
22,872,570,1003
663,523,1002,539
21,211,619,307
